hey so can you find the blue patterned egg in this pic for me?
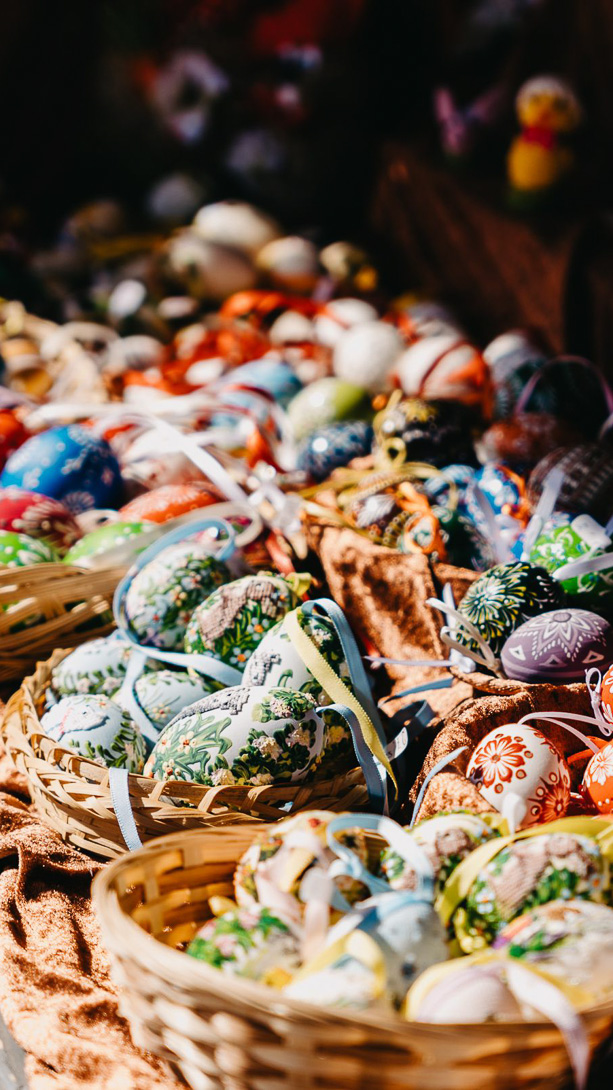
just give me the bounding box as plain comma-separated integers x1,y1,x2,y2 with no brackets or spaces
50,635,134,697
113,669,221,731
422,465,476,507
218,358,302,407
0,426,123,513
500,608,613,683
41,693,146,771
462,464,527,525
296,421,373,482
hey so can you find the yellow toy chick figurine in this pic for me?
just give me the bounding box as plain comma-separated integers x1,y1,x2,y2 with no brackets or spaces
507,76,581,207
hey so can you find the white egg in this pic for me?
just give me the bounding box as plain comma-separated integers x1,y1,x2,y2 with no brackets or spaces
193,200,281,257
42,693,146,772
314,298,378,347
333,320,403,393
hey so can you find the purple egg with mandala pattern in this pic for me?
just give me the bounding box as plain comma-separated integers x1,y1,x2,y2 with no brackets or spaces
500,608,613,683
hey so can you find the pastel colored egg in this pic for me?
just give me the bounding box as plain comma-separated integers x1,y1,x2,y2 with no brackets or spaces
287,378,371,442
187,903,301,987
113,669,221,731
0,529,58,567
333,320,403,393
501,608,613,683
0,425,122,513
217,358,302,406
41,693,146,772
125,541,230,650
163,231,257,301
583,742,613,813
63,521,151,567
146,685,351,786
313,298,378,348
50,635,134,698
119,482,221,524
529,513,613,607
529,443,613,524
296,421,373,482
410,963,523,1024
184,572,302,670
243,606,351,701
457,561,563,658
0,487,80,553
467,723,571,829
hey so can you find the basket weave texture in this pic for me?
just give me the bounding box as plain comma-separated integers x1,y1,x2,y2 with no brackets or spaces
93,825,613,1090
1,650,369,860
0,562,126,682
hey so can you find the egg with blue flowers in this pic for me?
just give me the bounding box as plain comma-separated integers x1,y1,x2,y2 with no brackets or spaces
0,425,123,513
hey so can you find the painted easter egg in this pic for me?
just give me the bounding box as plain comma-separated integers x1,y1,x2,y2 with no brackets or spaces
462,464,529,544
193,200,282,257
287,378,371,442
583,742,613,813
313,298,377,348
409,963,523,1024
296,421,373,482
432,506,496,571
146,686,351,786
600,664,613,731
467,723,571,829
479,413,581,472
500,609,613,683
184,572,302,670
394,334,490,411
529,514,613,607
0,530,58,567
484,330,547,418
421,464,476,507
256,236,319,294
457,561,563,658
119,482,221,524
219,357,302,406
0,487,81,553
374,397,476,468
243,606,351,701
0,425,122,513
187,903,301,987
50,635,134,698
163,232,257,301
0,412,28,470
63,521,150,567
125,540,230,650
333,320,403,393
529,444,613,523
113,669,221,731
380,813,499,899
41,694,146,772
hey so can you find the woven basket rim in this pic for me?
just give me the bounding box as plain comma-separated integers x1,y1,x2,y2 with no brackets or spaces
92,824,613,1039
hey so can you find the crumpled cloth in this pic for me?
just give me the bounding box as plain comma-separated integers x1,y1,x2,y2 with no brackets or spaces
0,731,181,1090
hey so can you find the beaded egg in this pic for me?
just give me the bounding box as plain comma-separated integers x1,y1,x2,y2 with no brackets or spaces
41,694,146,772
501,609,613,683
0,530,58,567
187,903,301,987
0,425,122,513
287,378,371,442
243,605,351,701
113,669,220,731
467,723,571,829
125,540,230,650
184,572,304,669
0,488,80,553
529,444,613,524
529,514,613,608
63,521,151,567
50,635,134,698
456,561,563,659
332,320,403,393
296,421,373,482
119,482,221,524
146,686,351,787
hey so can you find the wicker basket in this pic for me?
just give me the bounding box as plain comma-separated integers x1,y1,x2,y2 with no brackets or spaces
1,651,369,859
92,825,613,1090
0,562,126,682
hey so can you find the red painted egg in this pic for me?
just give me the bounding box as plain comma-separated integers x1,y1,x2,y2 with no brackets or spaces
0,487,81,552
0,411,28,470
119,482,222,524
583,742,613,813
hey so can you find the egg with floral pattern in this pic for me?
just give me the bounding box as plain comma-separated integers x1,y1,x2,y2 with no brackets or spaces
145,686,352,786
119,482,221,524
599,664,613,732
529,513,613,608
0,487,80,552
50,635,135,698
583,742,613,813
0,425,122,513
380,812,499,899
113,669,221,731
41,693,146,771
500,609,613,683
243,605,351,702
187,902,301,987
0,530,58,567
457,561,563,658
125,540,230,650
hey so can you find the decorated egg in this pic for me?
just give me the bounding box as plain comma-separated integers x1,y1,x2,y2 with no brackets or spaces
529,444,613,523
421,464,476,506
529,514,613,607
63,522,150,567
256,236,319,294
192,200,282,257
432,506,495,571
409,962,524,1023
163,231,257,301
483,330,547,418
374,397,476,468
243,605,351,701
467,723,571,829
583,742,613,813
268,309,315,345
313,298,378,348
296,421,373,482
479,413,582,472
41,693,146,772
600,664,613,730
380,812,499,899
219,358,302,406
500,609,613,683
50,635,134,698
187,903,301,987
457,561,563,658
332,320,403,393
394,334,490,412
113,669,220,731
184,572,304,669
287,378,371,442
0,425,122,513
0,487,80,552
0,410,28,469
125,540,230,650
0,530,58,567
462,464,529,542
119,482,221,524
146,686,351,786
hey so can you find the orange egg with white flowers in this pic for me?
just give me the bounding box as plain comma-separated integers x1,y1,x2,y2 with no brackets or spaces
119,482,221,524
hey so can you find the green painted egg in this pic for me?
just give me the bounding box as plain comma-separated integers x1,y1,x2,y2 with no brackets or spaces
63,521,149,566
529,513,613,607
0,529,58,567
287,378,371,441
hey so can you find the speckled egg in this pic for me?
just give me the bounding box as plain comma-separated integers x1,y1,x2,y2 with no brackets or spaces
119,482,221,524
529,514,613,607
287,378,371,442
529,444,613,524
50,635,134,697
184,572,303,670
296,421,373,482
125,540,230,650
64,521,150,566
0,487,80,552
500,609,613,683
0,530,58,567
457,561,563,658
0,425,122,513
41,693,146,771
333,320,403,393
243,606,351,701
113,669,221,730
146,685,352,786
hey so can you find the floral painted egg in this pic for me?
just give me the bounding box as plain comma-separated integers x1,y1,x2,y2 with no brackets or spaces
243,606,351,701
146,686,351,786
296,421,373,482
184,572,302,670
0,425,122,513
467,723,571,829
41,693,146,772
187,903,301,987
125,541,230,650
0,530,58,567
374,397,476,468
529,444,613,523
452,832,609,951
287,378,371,442
457,561,563,658
333,320,403,393
63,522,151,567
501,609,613,683
529,514,613,607
50,635,134,697
0,410,28,470
119,482,221,524
600,664,613,730
583,742,613,813
380,812,499,899
0,487,80,552
113,669,221,731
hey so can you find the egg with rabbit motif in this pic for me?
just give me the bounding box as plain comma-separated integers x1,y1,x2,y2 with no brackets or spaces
41,693,146,772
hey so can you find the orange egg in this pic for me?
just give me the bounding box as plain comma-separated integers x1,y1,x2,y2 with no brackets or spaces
119,482,221,524
0,411,28,469
600,664,613,732
583,741,613,813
